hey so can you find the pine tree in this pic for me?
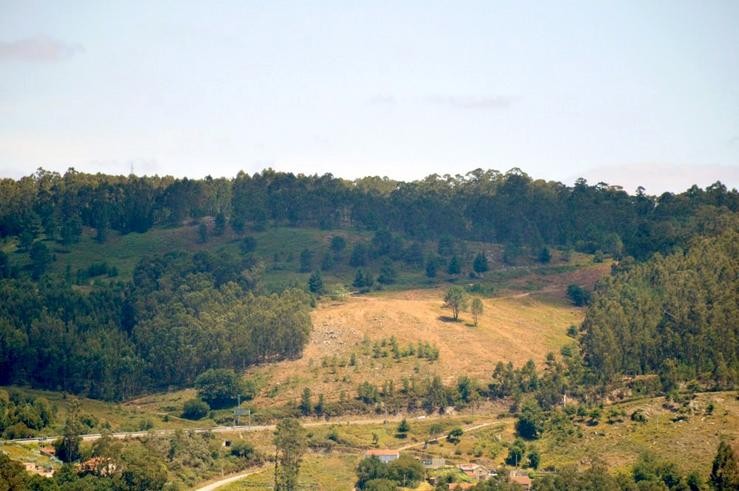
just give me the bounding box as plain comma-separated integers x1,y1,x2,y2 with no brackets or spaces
473,252,489,273
308,271,324,294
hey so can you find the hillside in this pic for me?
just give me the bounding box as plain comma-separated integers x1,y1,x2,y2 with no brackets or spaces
248,286,584,407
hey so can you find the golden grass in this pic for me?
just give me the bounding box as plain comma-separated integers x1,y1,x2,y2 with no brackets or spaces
247,286,584,407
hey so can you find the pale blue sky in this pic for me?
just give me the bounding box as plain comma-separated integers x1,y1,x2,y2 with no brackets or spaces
1,1,737,193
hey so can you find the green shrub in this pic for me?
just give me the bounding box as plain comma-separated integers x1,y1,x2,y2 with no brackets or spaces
182,399,210,420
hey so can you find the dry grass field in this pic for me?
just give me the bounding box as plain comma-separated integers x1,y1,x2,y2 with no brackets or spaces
247,263,609,407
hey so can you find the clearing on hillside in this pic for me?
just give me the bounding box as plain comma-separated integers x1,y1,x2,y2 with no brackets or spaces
248,276,591,406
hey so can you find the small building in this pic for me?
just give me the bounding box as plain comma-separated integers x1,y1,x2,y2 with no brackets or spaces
421,457,446,469
364,449,400,464
509,470,533,490
458,463,489,480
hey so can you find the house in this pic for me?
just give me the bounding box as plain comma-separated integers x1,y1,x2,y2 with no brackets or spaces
458,463,489,480
421,457,446,469
509,470,533,490
364,449,400,463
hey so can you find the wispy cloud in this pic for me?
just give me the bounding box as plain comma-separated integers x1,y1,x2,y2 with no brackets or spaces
426,94,516,110
0,36,83,62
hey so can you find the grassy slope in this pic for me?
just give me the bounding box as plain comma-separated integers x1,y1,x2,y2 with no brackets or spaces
536,392,739,476
0,387,206,435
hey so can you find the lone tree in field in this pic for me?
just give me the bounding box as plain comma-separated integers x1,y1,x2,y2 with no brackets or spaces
443,286,468,321
274,418,307,491
307,271,324,295
471,297,484,326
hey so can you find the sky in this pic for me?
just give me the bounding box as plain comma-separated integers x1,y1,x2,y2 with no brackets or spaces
1,1,738,194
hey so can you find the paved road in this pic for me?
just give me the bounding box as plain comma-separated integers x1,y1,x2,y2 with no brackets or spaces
0,414,438,446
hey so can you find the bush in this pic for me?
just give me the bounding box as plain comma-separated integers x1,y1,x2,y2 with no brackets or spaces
182,399,210,420
566,284,591,306
447,427,464,444
230,440,256,459
195,368,247,409
630,409,648,423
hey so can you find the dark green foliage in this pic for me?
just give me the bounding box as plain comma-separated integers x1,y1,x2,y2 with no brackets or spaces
182,399,209,420
447,427,463,443
516,399,545,439
330,235,346,254
356,454,423,490
0,251,9,278
527,447,540,469
198,222,208,243
438,236,454,256
230,440,256,459
403,242,424,267
378,259,397,285
0,249,311,400
194,369,245,408
308,271,324,294
353,269,374,289
350,242,369,267
473,251,489,273
356,456,388,489
447,255,461,275
396,418,410,438
0,390,54,437
299,248,314,272
710,440,739,490
566,284,591,307
320,253,334,271
505,437,526,466
538,247,551,263
425,259,437,278
581,230,739,384
299,388,312,416
214,211,226,235
29,240,52,279
239,236,257,254
387,454,424,487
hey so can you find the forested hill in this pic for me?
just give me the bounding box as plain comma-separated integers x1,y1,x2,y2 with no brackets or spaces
0,168,736,402
581,228,739,386
1,168,736,260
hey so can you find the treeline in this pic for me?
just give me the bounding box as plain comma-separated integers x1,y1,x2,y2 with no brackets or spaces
1,168,736,260
581,229,739,385
0,250,312,400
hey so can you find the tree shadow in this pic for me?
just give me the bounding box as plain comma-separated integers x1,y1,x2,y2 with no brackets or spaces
437,315,460,323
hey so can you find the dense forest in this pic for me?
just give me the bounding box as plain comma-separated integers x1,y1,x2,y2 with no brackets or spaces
581,229,738,386
0,249,311,400
0,168,737,402
1,168,736,259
